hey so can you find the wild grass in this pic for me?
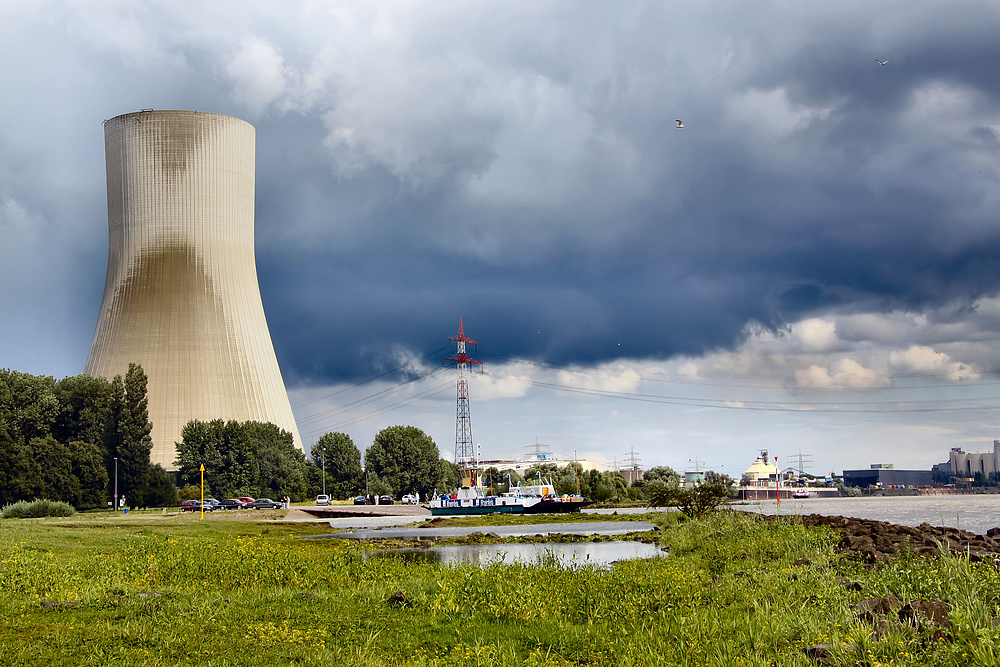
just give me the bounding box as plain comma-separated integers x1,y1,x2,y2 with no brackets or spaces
1,498,76,519
1,510,998,665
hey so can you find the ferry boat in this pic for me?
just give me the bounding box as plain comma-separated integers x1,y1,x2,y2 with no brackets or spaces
426,465,590,516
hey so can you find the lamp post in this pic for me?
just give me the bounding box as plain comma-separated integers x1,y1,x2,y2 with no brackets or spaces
113,457,118,514
321,450,326,497
200,464,205,520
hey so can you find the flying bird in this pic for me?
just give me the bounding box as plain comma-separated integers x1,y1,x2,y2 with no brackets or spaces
675,119,684,128
875,59,890,66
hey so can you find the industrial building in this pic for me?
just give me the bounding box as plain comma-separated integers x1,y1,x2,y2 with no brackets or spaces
85,110,302,470
841,467,933,488
948,441,1000,480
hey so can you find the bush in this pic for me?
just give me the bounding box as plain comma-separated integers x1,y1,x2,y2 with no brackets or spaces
1,499,77,519
645,481,729,518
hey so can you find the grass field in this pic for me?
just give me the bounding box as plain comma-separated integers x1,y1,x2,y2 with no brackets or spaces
2,509,999,665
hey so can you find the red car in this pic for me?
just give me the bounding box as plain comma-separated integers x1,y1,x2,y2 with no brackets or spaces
180,499,214,512
236,497,254,505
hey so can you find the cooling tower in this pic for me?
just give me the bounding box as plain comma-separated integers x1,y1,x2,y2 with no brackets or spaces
85,110,303,470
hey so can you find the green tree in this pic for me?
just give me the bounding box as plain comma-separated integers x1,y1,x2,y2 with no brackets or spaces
365,426,443,499
176,420,308,501
704,470,737,495
32,435,79,505
145,464,180,507
0,369,59,447
311,432,363,499
247,421,308,500
114,363,153,507
645,481,729,518
590,470,629,502
642,465,681,487
435,458,461,496
0,431,42,505
103,374,124,494
52,374,115,455
175,419,250,499
67,439,109,509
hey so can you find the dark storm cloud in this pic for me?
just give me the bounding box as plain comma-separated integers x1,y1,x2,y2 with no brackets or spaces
249,1,1000,385
4,1,1000,388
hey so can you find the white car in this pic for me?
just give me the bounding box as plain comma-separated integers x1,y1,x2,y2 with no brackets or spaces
401,494,419,505
316,494,331,506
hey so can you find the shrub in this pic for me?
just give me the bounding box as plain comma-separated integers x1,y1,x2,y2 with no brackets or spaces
1,499,77,519
645,481,729,518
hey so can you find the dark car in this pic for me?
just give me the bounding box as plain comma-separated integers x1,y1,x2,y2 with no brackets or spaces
248,498,282,510
353,496,368,505
180,499,214,512
205,498,223,510
219,499,246,510
379,495,394,505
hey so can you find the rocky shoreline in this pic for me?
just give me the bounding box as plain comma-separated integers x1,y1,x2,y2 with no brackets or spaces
759,512,1000,563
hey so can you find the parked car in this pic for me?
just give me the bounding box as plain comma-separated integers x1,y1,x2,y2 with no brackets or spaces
219,499,246,510
236,497,255,505
379,495,394,505
204,498,222,510
353,496,368,505
401,494,418,505
180,499,215,512
316,494,331,506
248,498,282,510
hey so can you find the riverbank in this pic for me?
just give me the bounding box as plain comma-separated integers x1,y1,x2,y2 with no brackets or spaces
1,510,997,665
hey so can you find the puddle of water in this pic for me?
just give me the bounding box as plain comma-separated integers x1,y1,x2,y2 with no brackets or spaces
316,520,655,540
365,540,665,567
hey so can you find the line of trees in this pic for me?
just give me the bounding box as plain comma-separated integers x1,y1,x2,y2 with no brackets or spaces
6,365,736,509
0,364,175,509
174,419,308,500
309,426,460,501
1,365,463,508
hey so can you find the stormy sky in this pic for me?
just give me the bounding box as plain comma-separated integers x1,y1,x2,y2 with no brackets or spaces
3,1,1000,475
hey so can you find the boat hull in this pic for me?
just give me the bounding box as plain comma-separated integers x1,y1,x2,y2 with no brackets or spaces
428,498,591,516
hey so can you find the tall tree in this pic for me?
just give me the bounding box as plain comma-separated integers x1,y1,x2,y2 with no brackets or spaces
67,439,110,509
52,374,115,454
115,363,153,507
176,419,308,500
175,419,231,498
247,421,307,500
0,369,59,447
145,464,180,507
0,432,42,505
32,435,78,504
104,373,124,500
311,432,363,499
365,426,445,499
642,466,681,487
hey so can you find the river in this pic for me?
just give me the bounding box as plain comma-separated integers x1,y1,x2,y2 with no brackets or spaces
590,495,1000,534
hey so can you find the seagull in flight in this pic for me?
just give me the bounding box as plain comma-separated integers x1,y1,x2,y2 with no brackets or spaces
875,59,890,66
675,119,684,128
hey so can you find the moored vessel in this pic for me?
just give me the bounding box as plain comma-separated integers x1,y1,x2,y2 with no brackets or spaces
426,465,590,516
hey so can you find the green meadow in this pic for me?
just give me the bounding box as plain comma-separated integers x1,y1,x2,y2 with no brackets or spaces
1,510,998,666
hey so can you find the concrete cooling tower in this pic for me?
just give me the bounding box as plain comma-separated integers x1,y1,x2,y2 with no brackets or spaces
85,110,303,470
